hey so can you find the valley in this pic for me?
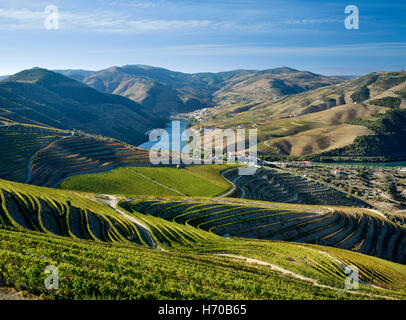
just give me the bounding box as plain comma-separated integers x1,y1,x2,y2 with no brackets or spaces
0,65,406,302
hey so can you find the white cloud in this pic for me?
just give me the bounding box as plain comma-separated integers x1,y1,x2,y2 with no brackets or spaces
285,18,341,25
125,19,212,32
159,42,406,56
0,4,339,34
115,0,163,9
0,7,214,32
0,6,276,34
0,8,44,21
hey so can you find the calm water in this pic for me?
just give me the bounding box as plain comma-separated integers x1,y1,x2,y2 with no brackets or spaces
138,120,190,152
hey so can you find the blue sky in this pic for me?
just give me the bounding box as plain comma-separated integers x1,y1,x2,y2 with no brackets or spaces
0,0,405,75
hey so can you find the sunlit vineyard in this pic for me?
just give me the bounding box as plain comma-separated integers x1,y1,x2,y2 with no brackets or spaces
0,179,146,244
121,197,406,264
29,136,161,187
0,125,63,183
1,179,406,300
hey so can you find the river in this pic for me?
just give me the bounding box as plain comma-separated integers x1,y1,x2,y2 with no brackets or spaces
138,120,190,152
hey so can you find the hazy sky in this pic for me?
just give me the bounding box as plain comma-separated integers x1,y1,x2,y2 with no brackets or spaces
0,0,405,75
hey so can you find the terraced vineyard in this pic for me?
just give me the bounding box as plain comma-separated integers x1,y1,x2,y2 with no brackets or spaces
3,63,406,303
121,198,406,264
1,179,406,299
0,179,150,245
28,136,166,187
0,125,63,183
4,227,406,300
224,167,369,207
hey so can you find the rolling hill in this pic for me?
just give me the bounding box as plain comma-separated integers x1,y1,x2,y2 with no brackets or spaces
58,164,233,197
0,68,166,146
56,65,343,115
200,71,406,159
27,135,161,188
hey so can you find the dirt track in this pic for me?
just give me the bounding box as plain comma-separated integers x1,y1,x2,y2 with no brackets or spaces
95,195,162,249
0,288,38,300
215,253,394,300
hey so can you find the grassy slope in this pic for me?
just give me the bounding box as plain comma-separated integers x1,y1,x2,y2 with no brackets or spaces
58,165,234,197
1,180,406,299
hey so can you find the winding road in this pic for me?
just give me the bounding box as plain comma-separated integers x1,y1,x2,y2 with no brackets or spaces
94,195,161,249
216,253,392,299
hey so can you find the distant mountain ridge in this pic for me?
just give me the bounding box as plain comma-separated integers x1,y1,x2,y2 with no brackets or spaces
55,65,343,114
0,68,166,146
2,66,405,159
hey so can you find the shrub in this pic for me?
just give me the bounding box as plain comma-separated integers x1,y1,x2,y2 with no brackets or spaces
351,86,370,103
370,97,401,108
376,75,406,89
395,88,406,98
